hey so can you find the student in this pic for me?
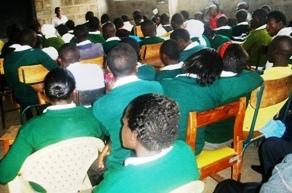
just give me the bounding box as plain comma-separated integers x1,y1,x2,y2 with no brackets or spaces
266,10,292,38
0,68,102,186
52,7,68,27
232,9,250,42
58,44,105,106
101,14,111,25
207,4,225,30
214,15,232,39
94,94,199,193
140,20,164,46
156,39,183,81
88,17,106,44
121,15,133,32
92,43,163,170
114,17,131,38
171,13,185,30
160,13,173,32
74,24,104,60
184,19,211,47
132,10,144,37
41,24,65,50
101,22,121,54
236,1,252,21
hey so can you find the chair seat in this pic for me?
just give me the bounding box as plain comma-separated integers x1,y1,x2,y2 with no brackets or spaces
197,147,236,168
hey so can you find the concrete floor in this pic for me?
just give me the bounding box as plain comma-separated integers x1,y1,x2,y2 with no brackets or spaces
0,97,262,193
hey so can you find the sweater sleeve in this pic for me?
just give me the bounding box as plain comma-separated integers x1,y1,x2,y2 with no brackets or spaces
37,49,58,70
242,31,256,51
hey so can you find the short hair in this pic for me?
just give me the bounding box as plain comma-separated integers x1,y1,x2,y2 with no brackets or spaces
236,1,249,10
171,13,184,29
74,24,88,41
261,5,272,14
269,36,292,59
88,17,100,31
85,11,94,21
160,13,170,25
252,9,268,26
54,7,60,14
160,40,180,61
107,43,138,77
133,10,144,25
18,29,37,47
44,68,76,101
222,44,249,73
183,48,223,86
121,15,130,22
121,37,140,59
102,22,116,39
141,19,156,37
113,17,124,29
101,14,110,24
180,10,190,20
58,43,80,64
125,94,179,151
170,28,190,42
65,20,75,30
268,11,287,25
236,9,248,23
217,16,228,27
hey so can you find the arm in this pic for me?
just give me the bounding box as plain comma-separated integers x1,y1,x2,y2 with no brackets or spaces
242,31,256,52
37,49,58,70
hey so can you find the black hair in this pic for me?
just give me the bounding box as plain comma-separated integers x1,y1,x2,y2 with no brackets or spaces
236,9,248,23
74,24,88,42
160,13,170,25
55,7,60,14
261,5,272,14
180,10,189,20
133,10,144,25
101,14,111,24
6,24,23,42
121,15,129,22
141,19,156,37
88,17,100,31
18,29,37,47
85,11,94,21
268,36,292,60
268,11,287,25
121,37,140,59
126,94,179,151
58,43,80,64
222,44,248,73
102,22,116,39
65,20,75,30
160,40,180,61
237,2,249,10
252,9,268,26
183,48,223,86
56,24,69,36
44,68,76,101
113,17,124,29
107,43,137,77
217,16,228,27
170,28,190,42
171,13,184,29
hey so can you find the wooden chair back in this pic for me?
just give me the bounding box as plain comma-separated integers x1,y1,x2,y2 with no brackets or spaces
80,56,104,69
0,58,4,75
134,25,144,37
140,43,163,68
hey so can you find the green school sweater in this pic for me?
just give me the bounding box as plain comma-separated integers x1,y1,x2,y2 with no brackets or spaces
103,40,120,54
0,106,102,184
156,68,183,81
210,34,230,50
92,80,163,169
137,64,156,80
214,28,233,39
43,37,64,50
140,36,164,47
88,34,106,44
161,70,263,154
179,45,205,62
191,35,211,47
94,140,199,193
4,48,58,106
243,28,272,68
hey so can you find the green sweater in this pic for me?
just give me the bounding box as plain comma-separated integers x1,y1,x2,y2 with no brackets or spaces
103,40,120,54
156,68,183,81
210,34,230,50
88,34,106,44
243,27,272,68
0,106,102,184
43,37,64,50
92,80,163,169
137,64,156,81
161,71,263,154
179,45,205,62
94,140,199,193
139,36,164,47
4,48,58,106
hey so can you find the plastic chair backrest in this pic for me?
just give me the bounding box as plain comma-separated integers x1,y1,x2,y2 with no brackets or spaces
19,137,104,193
80,56,104,68
169,181,205,193
140,43,163,68
134,25,144,37
0,58,4,75
18,64,49,84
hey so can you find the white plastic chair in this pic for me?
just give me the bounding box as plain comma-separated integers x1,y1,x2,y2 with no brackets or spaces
8,137,104,193
169,180,205,193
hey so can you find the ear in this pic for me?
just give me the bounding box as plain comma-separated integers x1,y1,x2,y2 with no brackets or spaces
72,89,78,104
57,57,62,65
130,131,139,147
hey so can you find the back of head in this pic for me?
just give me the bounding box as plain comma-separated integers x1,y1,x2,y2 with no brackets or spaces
18,29,37,47
180,10,190,20
74,24,89,42
121,37,140,59
55,7,60,15
217,16,228,27
102,22,116,39
121,15,129,22
170,28,190,45
125,94,179,151
252,9,268,28
184,48,223,86
160,39,180,63
58,43,80,66
85,11,94,21
107,43,138,77
6,24,23,42
88,17,100,32
222,44,249,73
141,19,156,37
160,13,170,25
133,10,144,25
44,68,76,102
268,36,292,65
101,14,111,24
268,11,286,26
65,20,75,30
171,13,185,29
236,1,249,10
236,9,248,23
114,17,124,29
261,5,272,14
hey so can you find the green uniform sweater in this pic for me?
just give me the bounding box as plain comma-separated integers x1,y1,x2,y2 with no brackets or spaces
137,64,156,81
156,68,183,81
243,28,272,68
0,106,102,184
210,34,230,50
139,36,164,47
88,34,106,44
214,28,233,39
92,80,163,169
43,37,64,50
103,40,120,54
161,71,263,154
191,35,211,47
179,45,205,62
4,48,57,106
94,140,199,193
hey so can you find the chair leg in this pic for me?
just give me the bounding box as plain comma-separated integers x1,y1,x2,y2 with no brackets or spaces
231,157,242,181
0,94,5,129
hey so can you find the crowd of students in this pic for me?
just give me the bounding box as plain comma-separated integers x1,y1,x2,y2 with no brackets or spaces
0,1,292,193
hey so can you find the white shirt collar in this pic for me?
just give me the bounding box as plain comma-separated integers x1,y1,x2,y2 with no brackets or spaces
113,75,139,89
89,31,101,35
255,24,266,31
43,103,76,113
76,40,91,46
214,25,232,31
9,44,21,49
124,146,173,166
275,27,292,38
160,62,183,71
106,37,120,42
237,21,249,26
137,62,144,68
14,45,32,52
220,70,238,77
184,42,199,51
176,73,198,79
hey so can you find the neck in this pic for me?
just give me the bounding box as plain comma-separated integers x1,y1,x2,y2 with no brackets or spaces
135,145,161,157
51,99,72,106
167,59,179,65
273,58,289,67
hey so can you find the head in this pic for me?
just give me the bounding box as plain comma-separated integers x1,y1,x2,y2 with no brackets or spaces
107,43,137,77
266,11,287,36
250,9,267,29
113,17,124,29
183,48,223,86
57,44,80,67
6,24,23,42
267,36,292,66
102,22,116,39
122,94,178,152
56,24,69,36
133,10,144,25
74,24,89,43
121,15,130,22
44,68,76,104
194,11,203,21
236,9,248,23
85,11,94,21
88,17,100,32
160,13,170,25
141,20,156,37
55,7,61,16
170,28,191,50
121,37,140,60
171,13,185,30
208,4,218,17
217,15,228,27
180,10,190,20
236,1,249,11
18,29,37,47
65,20,75,30
101,14,111,24
152,15,161,26
160,39,180,65
261,5,272,14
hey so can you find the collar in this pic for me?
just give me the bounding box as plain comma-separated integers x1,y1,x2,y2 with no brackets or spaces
43,103,76,113
124,146,172,166
160,62,183,71
14,45,32,52
106,37,120,42
220,70,238,77
76,40,91,46
9,44,21,49
137,62,144,68
113,75,139,89
89,31,101,35
214,25,231,31
237,21,249,26
255,24,266,31
184,42,199,51
275,27,292,37
176,73,198,79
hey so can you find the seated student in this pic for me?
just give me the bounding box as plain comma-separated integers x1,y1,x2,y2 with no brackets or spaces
266,10,292,38
184,19,211,47
170,28,205,62
41,24,64,50
213,15,233,39
161,48,262,154
0,24,23,58
58,44,105,106
232,9,250,42
156,39,183,81
102,22,121,54
65,19,75,34
152,15,168,37
243,9,272,69
171,13,185,30
92,43,163,170
236,1,252,22
114,17,131,38
74,24,104,60
121,15,133,32
56,24,74,43
0,68,102,185
84,11,95,28
94,94,199,193
160,13,173,32
131,10,144,37
139,20,164,46
101,14,111,25
207,4,226,30
4,29,58,113
88,17,106,44
208,29,231,50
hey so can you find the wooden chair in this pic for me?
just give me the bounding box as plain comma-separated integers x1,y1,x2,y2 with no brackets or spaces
80,56,104,69
0,124,20,155
243,75,292,148
186,97,246,181
169,181,204,193
140,43,163,68
0,58,4,75
134,25,144,38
